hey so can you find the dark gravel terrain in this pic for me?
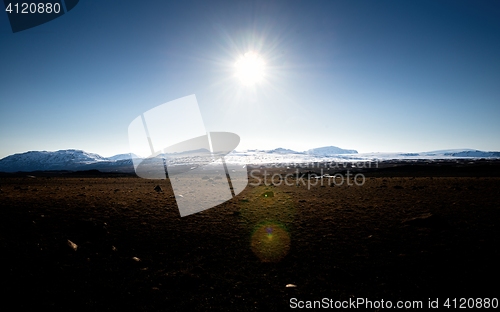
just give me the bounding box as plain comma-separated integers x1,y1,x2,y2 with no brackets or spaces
1,162,499,310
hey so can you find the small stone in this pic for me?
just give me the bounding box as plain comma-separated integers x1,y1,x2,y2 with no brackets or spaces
67,239,78,251
153,185,162,192
262,191,274,198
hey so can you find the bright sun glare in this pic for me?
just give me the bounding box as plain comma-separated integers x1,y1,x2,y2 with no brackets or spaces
235,51,265,86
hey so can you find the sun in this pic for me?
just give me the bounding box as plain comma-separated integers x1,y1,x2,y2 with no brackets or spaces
235,51,265,86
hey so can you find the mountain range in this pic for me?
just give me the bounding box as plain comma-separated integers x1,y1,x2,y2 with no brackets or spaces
0,147,499,172
0,150,135,173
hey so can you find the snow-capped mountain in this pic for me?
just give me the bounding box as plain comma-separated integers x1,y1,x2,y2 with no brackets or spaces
267,148,301,154
262,146,357,155
306,146,358,155
0,149,133,172
106,153,140,161
421,149,500,158
0,147,499,172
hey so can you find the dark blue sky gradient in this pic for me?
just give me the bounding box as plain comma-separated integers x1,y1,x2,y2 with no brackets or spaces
1,0,499,157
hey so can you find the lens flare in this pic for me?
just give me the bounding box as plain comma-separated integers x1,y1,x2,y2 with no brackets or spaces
251,221,290,262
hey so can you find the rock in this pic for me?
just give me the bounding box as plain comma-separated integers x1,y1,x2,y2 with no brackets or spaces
154,185,162,192
67,239,78,251
262,191,274,198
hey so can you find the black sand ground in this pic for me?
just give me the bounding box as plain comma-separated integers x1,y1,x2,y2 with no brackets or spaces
1,162,499,310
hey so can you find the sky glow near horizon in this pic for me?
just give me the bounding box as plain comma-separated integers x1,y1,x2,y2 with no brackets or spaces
0,0,499,158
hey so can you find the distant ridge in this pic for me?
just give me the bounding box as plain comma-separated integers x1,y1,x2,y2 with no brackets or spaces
422,149,500,158
0,147,499,172
267,148,301,154
0,149,134,173
306,146,358,155
106,153,140,161
265,146,357,155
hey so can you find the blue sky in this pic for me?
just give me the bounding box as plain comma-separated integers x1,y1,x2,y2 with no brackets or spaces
1,0,499,158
